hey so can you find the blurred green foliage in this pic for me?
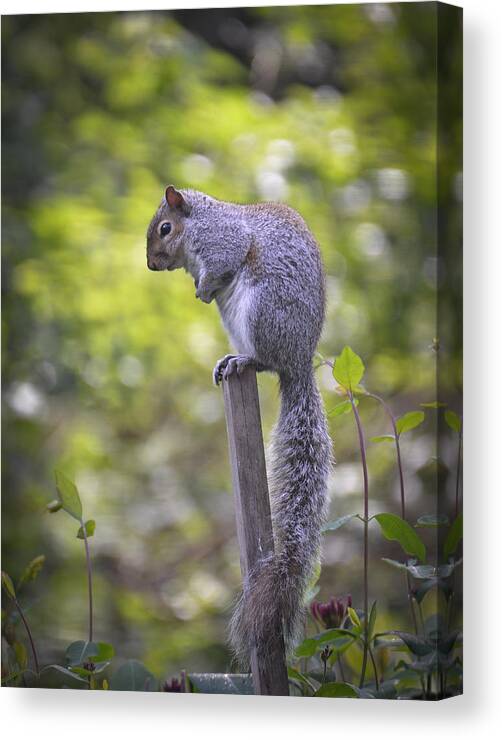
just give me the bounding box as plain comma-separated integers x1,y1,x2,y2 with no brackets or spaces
2,4,461,680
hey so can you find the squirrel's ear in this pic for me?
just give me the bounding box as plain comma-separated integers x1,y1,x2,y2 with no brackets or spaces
165,185,190,215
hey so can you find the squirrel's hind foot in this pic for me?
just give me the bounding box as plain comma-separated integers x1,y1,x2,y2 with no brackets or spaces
213,354,264,386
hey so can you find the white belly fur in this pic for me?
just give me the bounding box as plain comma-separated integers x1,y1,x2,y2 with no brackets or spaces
217,276,255,356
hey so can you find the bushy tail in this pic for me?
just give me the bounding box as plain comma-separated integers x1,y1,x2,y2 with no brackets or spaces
229,366,333,665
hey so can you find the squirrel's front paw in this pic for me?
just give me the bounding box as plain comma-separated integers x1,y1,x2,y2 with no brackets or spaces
195,274,217,304
213,355,256,386
195,286,214,303
213,355,235,386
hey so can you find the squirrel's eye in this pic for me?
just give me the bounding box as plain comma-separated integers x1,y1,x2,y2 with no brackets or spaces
160,222,172,237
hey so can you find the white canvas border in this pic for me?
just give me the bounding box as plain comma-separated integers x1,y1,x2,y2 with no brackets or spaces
2,0,501,737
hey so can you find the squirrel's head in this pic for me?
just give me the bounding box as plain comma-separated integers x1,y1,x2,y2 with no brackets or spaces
146,185,191,272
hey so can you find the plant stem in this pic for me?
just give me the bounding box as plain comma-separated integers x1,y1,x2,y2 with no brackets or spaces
14,598,39,675
368,393,406,518
367,643,379,691
368,392,419,635
405,575,419,635
349,392,369,688
419,673,427,700
81,522,94,643
394,436,406,520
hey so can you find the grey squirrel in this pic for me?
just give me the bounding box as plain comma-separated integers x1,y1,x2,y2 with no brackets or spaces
147,185,332,663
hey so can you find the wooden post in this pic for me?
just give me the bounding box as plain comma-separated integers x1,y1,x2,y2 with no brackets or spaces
222,367,290,696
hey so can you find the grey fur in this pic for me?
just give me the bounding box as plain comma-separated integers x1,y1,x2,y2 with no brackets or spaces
147,188,333,663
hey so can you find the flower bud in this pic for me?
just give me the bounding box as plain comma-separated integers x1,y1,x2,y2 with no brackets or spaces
311,594,353,629
321,645,334,663
47,499,62,513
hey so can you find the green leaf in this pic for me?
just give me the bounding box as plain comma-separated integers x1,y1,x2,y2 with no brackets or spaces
54,470,83,521
412,578,450,604
77,520,96,539
70,662,111,677
386,631,435,657
18,555,46,588
295,628,357,658
14,641,28,670
2,571,16,599
443,514,463,559
333,346,365,391
2,667,37,686
437,630,460,656
351,384,368,395
39,665,88,689
188,673,253,695
423,613,447,638
65,640,99,667
303,559,321,605
68,665,93,678
381,558,461,580
109,660,158,692
287,667,318,694
445,410,462,433
347,607,361,628
295,628,359,658
322,513,358,533
421,402,447,408
415,514,449,528
295,638,318,658
329,399,352,417
374,513,426,562
315,627,358,644
314,681,360,698
90,642,114,662
65,640,113,668
327,636,357,656
381,558,412,573
370,434,395,444
395,411,425,435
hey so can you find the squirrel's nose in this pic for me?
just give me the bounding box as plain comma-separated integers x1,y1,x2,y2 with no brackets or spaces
147,258,159,271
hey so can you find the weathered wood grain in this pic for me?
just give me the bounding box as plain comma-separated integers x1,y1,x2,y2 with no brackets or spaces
222,366,289,696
